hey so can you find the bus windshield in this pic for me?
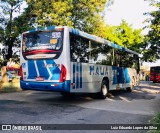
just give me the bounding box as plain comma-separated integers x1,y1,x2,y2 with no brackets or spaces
23,31,63,51
22,31,63,59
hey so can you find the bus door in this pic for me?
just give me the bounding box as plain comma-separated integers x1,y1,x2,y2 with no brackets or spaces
112,66,125,87
123,67,131,85
117,67,125,87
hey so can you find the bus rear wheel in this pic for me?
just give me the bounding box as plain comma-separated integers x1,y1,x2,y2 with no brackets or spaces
98,80,108,99
126,87,132,92
126,78,134,92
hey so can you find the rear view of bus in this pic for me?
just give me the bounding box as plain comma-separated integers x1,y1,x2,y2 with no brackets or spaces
20,26,70,92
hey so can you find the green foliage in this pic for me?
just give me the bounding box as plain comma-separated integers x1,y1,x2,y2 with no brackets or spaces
71,0,107,32
26,0,73,27
26,0,109,34
104,20,144,53
0,0,26,59
142,0,160,62
148,112,160,133
0,59,8,68
150,112,160,124
0,82,21,93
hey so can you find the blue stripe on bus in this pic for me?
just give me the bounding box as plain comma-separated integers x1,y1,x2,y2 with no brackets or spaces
72,63,83,89
71,28,80,35
29,26,56,33
112,66,117,84
36,60,50,80
124,68,131,83
46,60,60,80
80,63,82,88
47,26,56,30
76,63,79,88
28,60,37,79
73,63,75,89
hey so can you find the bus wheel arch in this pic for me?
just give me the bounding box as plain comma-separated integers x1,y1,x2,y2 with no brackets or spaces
126,76,135,92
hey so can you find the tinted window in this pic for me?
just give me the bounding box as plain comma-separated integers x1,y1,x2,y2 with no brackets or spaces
70,33,139,69
22,30,64,60
121,51,139,71
90,41,112,65
70,33,89,63
23,31,63,52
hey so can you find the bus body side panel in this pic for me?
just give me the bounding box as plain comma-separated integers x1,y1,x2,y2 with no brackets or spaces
122,68,138,88
70,63,113,93
110,66,130,90
112,66,138,89
69,63,138,93
20,27,71,92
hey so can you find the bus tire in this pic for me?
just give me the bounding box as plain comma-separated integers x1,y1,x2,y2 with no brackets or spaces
126,78,135,92
98,80,108,99
126,87,132,92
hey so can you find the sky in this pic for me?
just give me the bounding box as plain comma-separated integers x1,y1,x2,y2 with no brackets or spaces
104,0,156,34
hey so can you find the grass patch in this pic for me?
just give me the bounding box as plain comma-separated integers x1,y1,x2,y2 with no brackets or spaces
148,112,160,133
0,78,22,93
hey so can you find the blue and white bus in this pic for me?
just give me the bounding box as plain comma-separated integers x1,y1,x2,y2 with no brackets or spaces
20,26,140,99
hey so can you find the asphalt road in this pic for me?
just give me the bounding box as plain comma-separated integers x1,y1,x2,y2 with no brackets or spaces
0,81,160,133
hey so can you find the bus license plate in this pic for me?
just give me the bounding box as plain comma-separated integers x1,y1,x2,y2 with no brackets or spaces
36,77,44,81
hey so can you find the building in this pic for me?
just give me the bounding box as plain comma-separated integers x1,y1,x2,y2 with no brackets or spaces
140,65,150,80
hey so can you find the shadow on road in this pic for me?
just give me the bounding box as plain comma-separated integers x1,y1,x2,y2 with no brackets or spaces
4,81,158,105
33,87,157,105
107,81,160,102
0,100,39,116
107,89,156,101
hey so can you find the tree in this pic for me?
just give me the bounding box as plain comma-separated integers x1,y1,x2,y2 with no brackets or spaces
0,0,24,60
71,0,107,32
26,0,110,34
142,0,160,62
26,0,74,27
104,20,144,53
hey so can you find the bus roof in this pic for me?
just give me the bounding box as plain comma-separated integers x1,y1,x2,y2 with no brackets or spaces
70,27,139,55
25,26,139,56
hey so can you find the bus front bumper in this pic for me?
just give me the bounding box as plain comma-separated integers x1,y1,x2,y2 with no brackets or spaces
20,80,70,92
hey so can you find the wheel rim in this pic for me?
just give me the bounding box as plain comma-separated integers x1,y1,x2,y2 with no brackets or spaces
102,84,107,96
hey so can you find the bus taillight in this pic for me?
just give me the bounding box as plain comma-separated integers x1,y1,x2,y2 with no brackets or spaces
60,64,66,82
20,65,23,80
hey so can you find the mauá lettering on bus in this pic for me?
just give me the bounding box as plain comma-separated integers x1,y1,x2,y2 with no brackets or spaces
90,66,108,75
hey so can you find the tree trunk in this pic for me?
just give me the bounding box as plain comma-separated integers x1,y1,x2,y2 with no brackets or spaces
7,44,13,60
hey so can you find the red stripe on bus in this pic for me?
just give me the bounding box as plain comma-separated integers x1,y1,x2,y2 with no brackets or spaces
24,50,60,55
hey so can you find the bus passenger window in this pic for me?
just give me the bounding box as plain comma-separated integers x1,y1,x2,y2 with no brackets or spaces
70,33,89,63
